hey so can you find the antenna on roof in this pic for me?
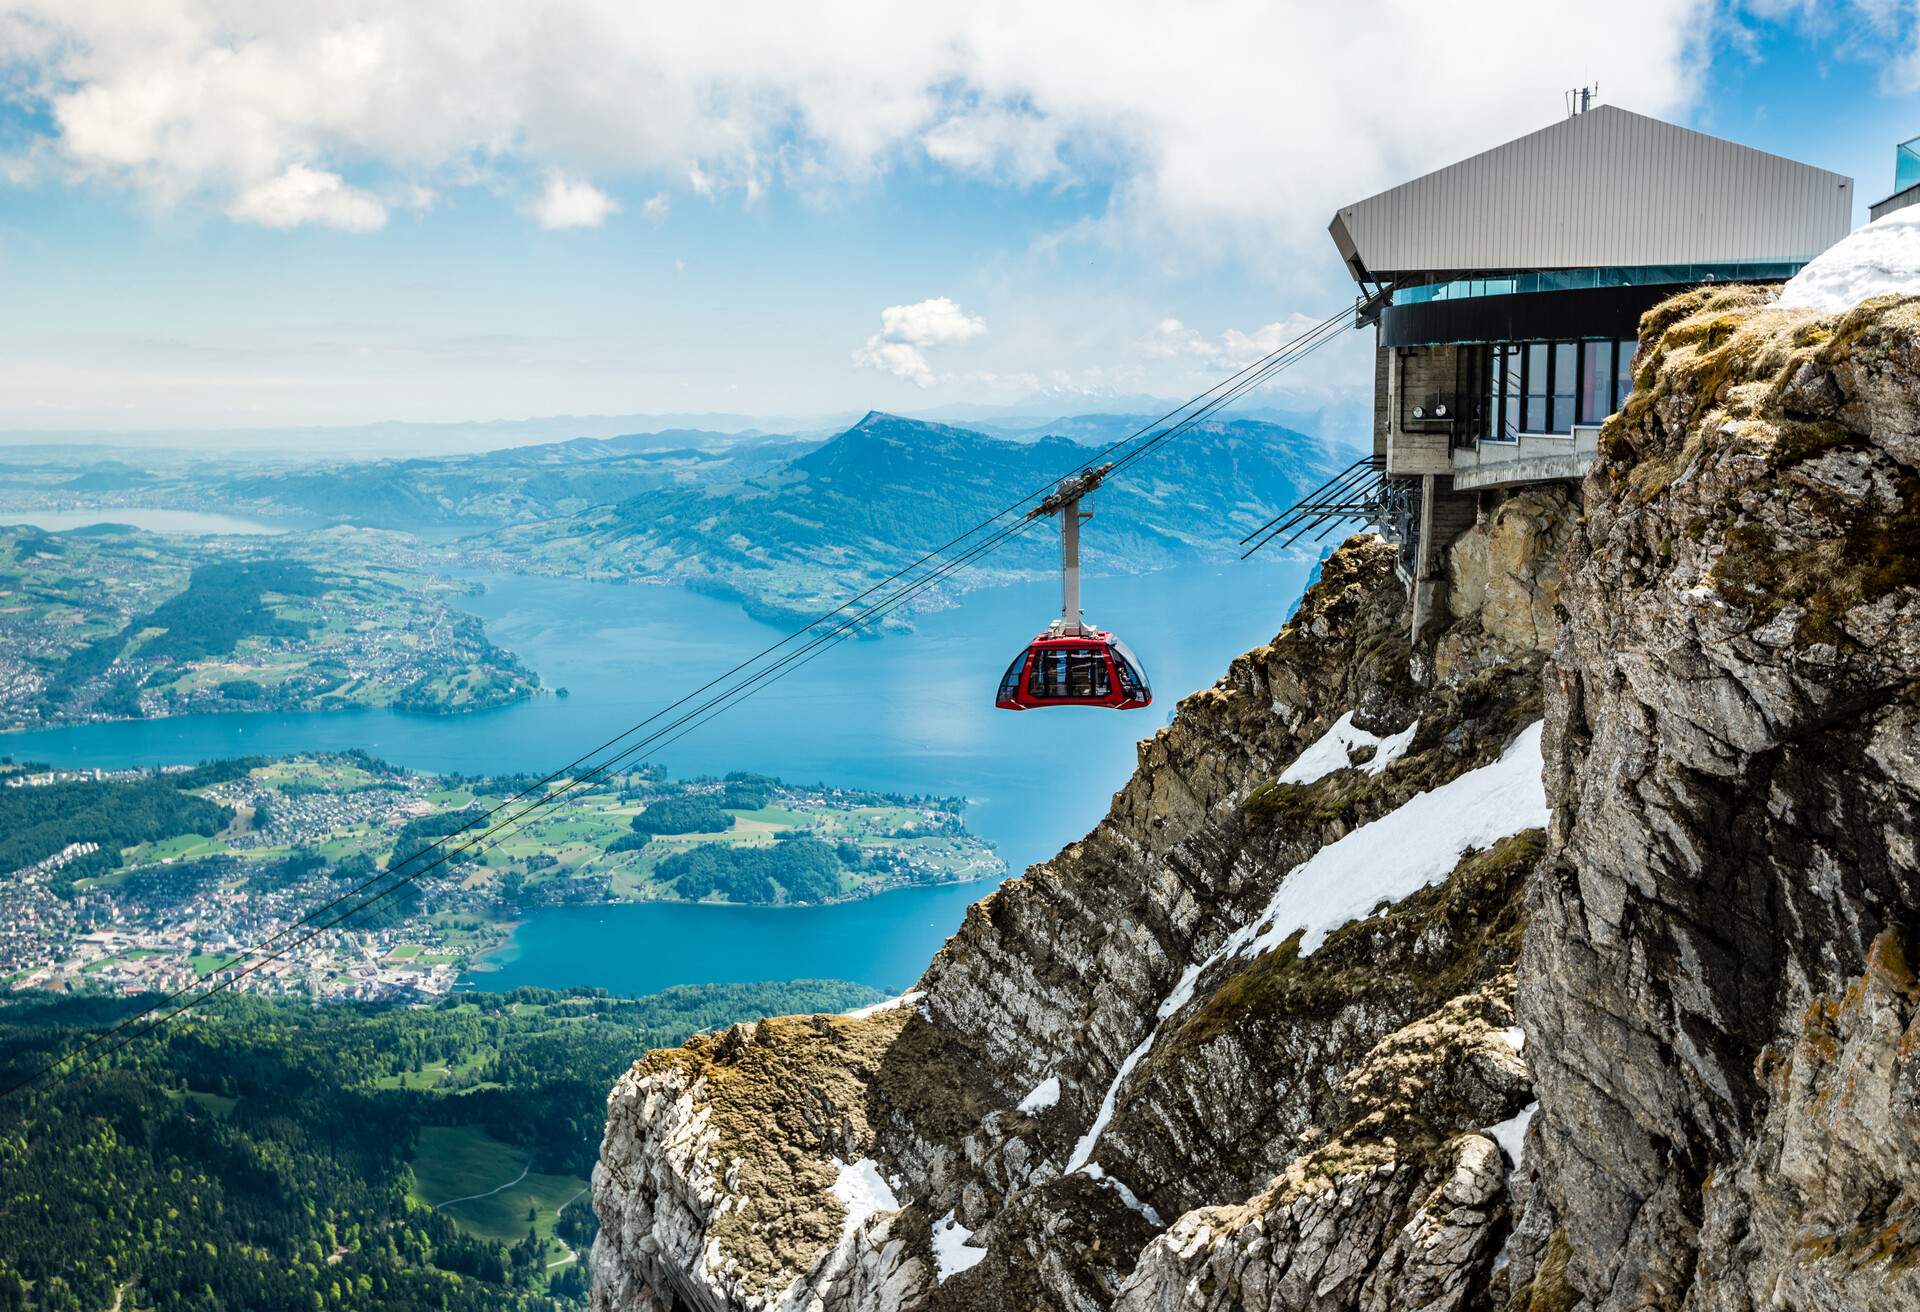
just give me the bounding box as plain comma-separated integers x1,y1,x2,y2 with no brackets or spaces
1565,82,1599,117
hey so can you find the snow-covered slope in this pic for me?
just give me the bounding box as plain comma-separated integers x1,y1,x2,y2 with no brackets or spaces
1778,206,1920,311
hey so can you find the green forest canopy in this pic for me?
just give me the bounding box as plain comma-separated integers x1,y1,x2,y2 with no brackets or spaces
0,978,881,1312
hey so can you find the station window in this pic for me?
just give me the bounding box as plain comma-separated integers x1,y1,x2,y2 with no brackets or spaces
1481,344,1521,442
1550,342,1577,433
1499,345,1521,440
1613,339,1635,411
1524,343,1549,432
1578,340,1612,425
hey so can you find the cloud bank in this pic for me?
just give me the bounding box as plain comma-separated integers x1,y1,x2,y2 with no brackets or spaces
1,1,1715,259
224,165,388,232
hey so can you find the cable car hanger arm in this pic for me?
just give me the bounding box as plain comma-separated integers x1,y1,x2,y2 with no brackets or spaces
1026,462,1115,521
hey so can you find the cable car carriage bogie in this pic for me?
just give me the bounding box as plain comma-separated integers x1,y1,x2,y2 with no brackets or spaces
994,464,1153,712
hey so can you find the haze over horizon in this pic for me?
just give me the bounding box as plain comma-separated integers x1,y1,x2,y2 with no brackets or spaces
2,2,1918,436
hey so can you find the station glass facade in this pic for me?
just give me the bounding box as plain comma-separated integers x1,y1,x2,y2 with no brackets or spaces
1477,337,1634,439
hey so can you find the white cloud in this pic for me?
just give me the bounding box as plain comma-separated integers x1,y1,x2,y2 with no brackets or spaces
224,165,387,232
854,337,939,387
877,297,988,348
923,108,1066,185
854,297,988,386
1,1,1717,254
640,191,670,221
530,173,619,229
1744,0,1920,90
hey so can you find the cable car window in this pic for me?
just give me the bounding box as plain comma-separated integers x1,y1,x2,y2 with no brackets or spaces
1108,639,1151,696
1027,648,1112,699
997,652,1028,703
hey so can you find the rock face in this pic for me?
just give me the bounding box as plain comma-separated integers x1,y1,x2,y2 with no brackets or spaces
1514,287,1920,1310
593,531,1557,1312
592,286,1920,1312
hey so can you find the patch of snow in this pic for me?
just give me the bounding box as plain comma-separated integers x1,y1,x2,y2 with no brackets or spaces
1061,724,1545,1192
1500,1026,1526,1053
828,1158,900,1239
1778,208,1920,313
1486,1101,1538,1169
841,990,924,1020
1237,722,1547,960
931,1210,985,1282
1277,711,1419,786
1065,959,1204,1173
1082,1162,1164,1227
1017,1075,1061,1114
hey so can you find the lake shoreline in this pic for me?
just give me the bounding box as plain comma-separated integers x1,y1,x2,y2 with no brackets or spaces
8,559,1313,995
459,876,1006,997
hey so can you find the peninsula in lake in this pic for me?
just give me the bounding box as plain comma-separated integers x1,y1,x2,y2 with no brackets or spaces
1,751,1000,1002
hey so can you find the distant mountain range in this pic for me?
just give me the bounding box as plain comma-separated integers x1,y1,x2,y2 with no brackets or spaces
213,430,820,531
482,411,1344,625
0,391,1365,460
2,406,1355,631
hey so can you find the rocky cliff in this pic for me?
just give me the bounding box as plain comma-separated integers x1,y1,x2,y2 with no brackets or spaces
590,286,1919,1311
1514,285,1920,1310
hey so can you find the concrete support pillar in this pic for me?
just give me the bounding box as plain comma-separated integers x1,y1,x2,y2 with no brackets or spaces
1409,474,1434,642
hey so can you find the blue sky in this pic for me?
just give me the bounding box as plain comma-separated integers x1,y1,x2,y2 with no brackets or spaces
1,2,1917,435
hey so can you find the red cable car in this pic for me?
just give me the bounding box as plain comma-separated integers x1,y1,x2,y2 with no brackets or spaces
995,465,1153,712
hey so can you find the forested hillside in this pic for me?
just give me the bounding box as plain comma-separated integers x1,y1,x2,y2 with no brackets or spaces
0,527,540,729
0,980,880,1312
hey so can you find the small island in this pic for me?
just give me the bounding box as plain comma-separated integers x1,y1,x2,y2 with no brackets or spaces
0,751,1003,1002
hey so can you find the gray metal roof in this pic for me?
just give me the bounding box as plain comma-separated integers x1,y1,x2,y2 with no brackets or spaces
1330,106,1853,283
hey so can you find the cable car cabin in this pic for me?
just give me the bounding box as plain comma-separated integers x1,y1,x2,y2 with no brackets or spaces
996,630,1152,711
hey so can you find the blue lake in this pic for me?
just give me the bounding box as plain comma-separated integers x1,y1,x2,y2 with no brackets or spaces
6,556,1316,996
469,880,998,997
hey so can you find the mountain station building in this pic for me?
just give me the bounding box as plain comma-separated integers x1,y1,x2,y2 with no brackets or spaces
1324,103,1853,637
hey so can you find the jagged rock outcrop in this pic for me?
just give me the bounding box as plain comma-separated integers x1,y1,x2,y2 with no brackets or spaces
1508,286,1920,1310
593,530,1560,1311
593,284,1920,1312
1435,485,1575,686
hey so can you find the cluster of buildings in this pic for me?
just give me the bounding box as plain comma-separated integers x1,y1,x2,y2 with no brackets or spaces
12,926,461,1002
4,765,159,788
201,772,435,853
0,869,115,986
3,767,469,1001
